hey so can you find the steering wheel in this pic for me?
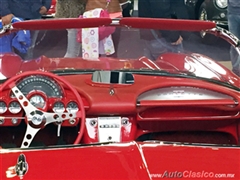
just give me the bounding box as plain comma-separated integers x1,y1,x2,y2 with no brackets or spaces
0,71,85,148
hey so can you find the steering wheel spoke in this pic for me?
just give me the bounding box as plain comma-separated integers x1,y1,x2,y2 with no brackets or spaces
44,111,79,125
21,124,40,148
11,86,38,116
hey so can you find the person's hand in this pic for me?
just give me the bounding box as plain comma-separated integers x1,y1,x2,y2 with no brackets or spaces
171,36,183,45
1,14,14,26
39,6,48,15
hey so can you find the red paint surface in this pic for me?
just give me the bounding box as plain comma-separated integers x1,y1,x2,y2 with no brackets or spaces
1,142,239,180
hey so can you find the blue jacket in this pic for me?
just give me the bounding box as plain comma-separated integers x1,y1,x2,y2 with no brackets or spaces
228,0,240,15
0,17,31,54
0,0,52,20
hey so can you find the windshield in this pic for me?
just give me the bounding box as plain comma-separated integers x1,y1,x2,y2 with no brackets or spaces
0,18,239,87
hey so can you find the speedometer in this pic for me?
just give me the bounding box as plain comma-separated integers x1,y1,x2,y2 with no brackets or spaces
16,75,63,97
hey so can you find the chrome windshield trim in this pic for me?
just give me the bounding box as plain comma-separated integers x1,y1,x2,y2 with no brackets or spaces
205,26,240,47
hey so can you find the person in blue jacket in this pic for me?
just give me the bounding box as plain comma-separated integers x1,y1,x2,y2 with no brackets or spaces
228,0,240,76
0,0,52,60
0,17,31,54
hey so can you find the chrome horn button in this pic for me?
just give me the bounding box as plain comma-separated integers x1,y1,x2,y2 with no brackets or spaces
31,114,46,125
29,110,46,127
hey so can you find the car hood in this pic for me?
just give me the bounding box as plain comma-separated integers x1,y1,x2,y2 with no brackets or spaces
1,141,239,180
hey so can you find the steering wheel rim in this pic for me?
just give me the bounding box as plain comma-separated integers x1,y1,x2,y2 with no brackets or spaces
0,70,85,148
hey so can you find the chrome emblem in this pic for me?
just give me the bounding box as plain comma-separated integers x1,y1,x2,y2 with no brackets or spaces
6,154,28,179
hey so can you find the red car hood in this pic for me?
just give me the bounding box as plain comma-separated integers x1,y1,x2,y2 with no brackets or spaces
1,141,239,180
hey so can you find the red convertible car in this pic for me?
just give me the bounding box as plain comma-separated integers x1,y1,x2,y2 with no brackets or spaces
0,17,239,179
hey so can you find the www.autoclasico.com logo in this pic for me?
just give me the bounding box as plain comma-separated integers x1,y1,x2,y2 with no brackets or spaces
150,170,235,179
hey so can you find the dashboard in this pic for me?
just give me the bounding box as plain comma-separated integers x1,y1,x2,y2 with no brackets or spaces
0,71,239,147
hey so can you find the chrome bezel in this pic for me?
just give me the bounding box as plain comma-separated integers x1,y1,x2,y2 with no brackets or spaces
0,101,7,114
9,101,22,114
53,101,65,113
29,94,46,109
66,101,79,113
215,0,227,9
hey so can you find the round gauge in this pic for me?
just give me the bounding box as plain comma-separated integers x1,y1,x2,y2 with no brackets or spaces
16,75,63,98
29,95,46,109
0,101,7,114
66,101,79,113
9,101,21,114
53,101,65,113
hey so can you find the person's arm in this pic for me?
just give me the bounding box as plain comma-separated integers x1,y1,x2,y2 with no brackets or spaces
40,0,52,15
42,0,52,10
160,30,181,44
149,0,182,44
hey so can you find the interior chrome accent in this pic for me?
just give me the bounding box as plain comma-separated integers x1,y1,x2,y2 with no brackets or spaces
138,86,234,101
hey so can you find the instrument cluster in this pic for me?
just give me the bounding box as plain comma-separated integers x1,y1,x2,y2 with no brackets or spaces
0,75,80,126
